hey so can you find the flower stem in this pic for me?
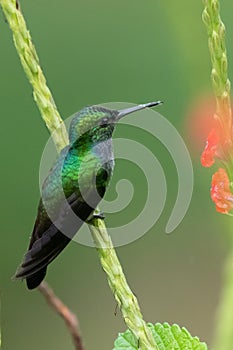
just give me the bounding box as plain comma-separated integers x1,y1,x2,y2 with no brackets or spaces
202,0,232,143
0,1,157,348
203,1,233,349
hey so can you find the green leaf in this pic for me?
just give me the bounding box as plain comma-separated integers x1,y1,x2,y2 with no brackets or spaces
113,323,208,350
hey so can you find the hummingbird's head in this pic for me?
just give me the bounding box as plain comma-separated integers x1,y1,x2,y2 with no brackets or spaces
69,101,162,144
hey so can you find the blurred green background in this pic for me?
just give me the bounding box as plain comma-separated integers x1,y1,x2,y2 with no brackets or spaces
1,1,233,349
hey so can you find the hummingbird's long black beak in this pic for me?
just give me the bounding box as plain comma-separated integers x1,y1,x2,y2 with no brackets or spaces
117,101,162,119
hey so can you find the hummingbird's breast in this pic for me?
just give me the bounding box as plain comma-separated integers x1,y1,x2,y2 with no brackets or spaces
86,124,115,177
90,137,115,200
92,137,114,168
41,127,115,223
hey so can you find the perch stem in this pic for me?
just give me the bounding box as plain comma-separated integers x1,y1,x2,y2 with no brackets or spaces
89,218,158,350
0,0,68,152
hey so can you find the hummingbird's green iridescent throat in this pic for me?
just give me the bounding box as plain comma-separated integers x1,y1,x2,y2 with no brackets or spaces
15,100,162,289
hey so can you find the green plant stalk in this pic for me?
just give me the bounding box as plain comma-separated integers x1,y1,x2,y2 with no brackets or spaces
202,1,233,349
0,0,68,152
89,218,157,350
0,1,157,348
212,240,233,350
202,0,232,141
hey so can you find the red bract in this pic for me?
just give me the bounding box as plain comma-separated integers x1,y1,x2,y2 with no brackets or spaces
198,96,233,213
201,128,219,167
211,168,233,214
186,96,216,150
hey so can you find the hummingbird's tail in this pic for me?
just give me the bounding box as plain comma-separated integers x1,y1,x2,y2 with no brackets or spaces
15,182,107,289
26,268,47,289
14,229,71,289
14,192,96,289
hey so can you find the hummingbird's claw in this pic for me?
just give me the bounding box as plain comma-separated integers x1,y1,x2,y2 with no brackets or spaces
93,210,105,220
87,210,105,222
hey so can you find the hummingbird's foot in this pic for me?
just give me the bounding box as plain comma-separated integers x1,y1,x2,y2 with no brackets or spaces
87,210,105,222
93,211,105,219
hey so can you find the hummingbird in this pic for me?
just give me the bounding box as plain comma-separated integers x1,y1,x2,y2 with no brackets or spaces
15,101,162,289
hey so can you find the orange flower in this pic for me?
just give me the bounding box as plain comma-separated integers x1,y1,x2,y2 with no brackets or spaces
211,168,233,213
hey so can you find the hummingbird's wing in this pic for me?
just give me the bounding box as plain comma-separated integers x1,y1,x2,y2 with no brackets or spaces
15,167,110,289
